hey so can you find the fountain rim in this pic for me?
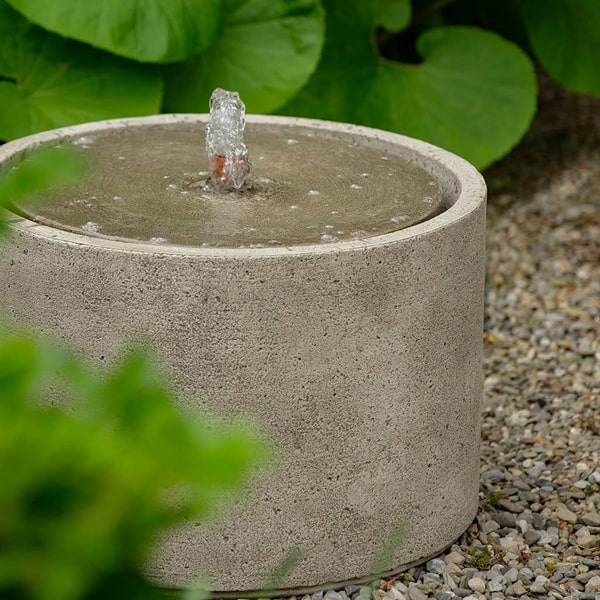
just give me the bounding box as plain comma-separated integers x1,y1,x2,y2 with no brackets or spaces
0,114,486,257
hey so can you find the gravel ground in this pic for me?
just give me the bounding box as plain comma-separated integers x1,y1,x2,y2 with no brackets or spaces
269,79,600,600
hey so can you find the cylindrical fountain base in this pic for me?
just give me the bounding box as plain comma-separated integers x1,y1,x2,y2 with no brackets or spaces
0,115,486,594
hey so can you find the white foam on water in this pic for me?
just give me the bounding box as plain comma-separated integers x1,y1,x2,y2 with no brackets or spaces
81,221,100,233
73,136,93,147
320,233,337,242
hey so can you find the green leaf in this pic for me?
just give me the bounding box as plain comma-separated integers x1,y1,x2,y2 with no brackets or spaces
281,0,537,169
0,324,267,599
0,1,162,141
375,0,411,32
0,146,87,234
163,0,325,114
520,0,600,95
4,0,222,64
0,147,86,207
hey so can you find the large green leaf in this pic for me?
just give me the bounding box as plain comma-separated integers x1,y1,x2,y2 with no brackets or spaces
520,0,600,95
375,0,411,32
5,0,222,64
281,0,537,169
163,0,325,114
0,1,162,141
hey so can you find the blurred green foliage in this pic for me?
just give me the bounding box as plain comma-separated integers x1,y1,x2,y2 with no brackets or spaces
0,146,86,234
0,149,268,599
0,0,598,168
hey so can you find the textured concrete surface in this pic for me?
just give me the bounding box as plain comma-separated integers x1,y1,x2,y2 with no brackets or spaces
0,115,487,593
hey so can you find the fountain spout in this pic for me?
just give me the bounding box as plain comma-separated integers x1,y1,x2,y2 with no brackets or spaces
206,88,252,191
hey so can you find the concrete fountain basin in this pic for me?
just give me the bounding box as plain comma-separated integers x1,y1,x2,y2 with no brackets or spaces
0,114,486,594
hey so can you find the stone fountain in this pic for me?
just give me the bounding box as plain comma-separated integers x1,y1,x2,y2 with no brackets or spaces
0,88,486,594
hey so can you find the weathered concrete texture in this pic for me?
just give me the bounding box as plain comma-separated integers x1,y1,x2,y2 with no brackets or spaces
0,115,487,593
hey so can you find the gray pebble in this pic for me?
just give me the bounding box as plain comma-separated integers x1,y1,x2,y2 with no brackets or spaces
585,576,600,593
483,469,506,480
508,580,527,596
407,584,427,600
487,571,506,592
392,583,409,595
531,514,545,530
525,530,542,545
557,506,578,524
426,558,447,575
482,520,500,534
467,577,486,593
530,575,548,594
388,587,407,600
517,518,529,533
581,512,600,527
492,511,517,528
462,568,479,580
499,498,526,514
520,567,534,581
528,559,545,571
581,559,600,568
500,536,520,555
422,573,441,587
444,551,465,565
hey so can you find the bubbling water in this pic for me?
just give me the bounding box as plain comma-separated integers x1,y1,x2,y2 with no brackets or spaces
205,88,251,191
